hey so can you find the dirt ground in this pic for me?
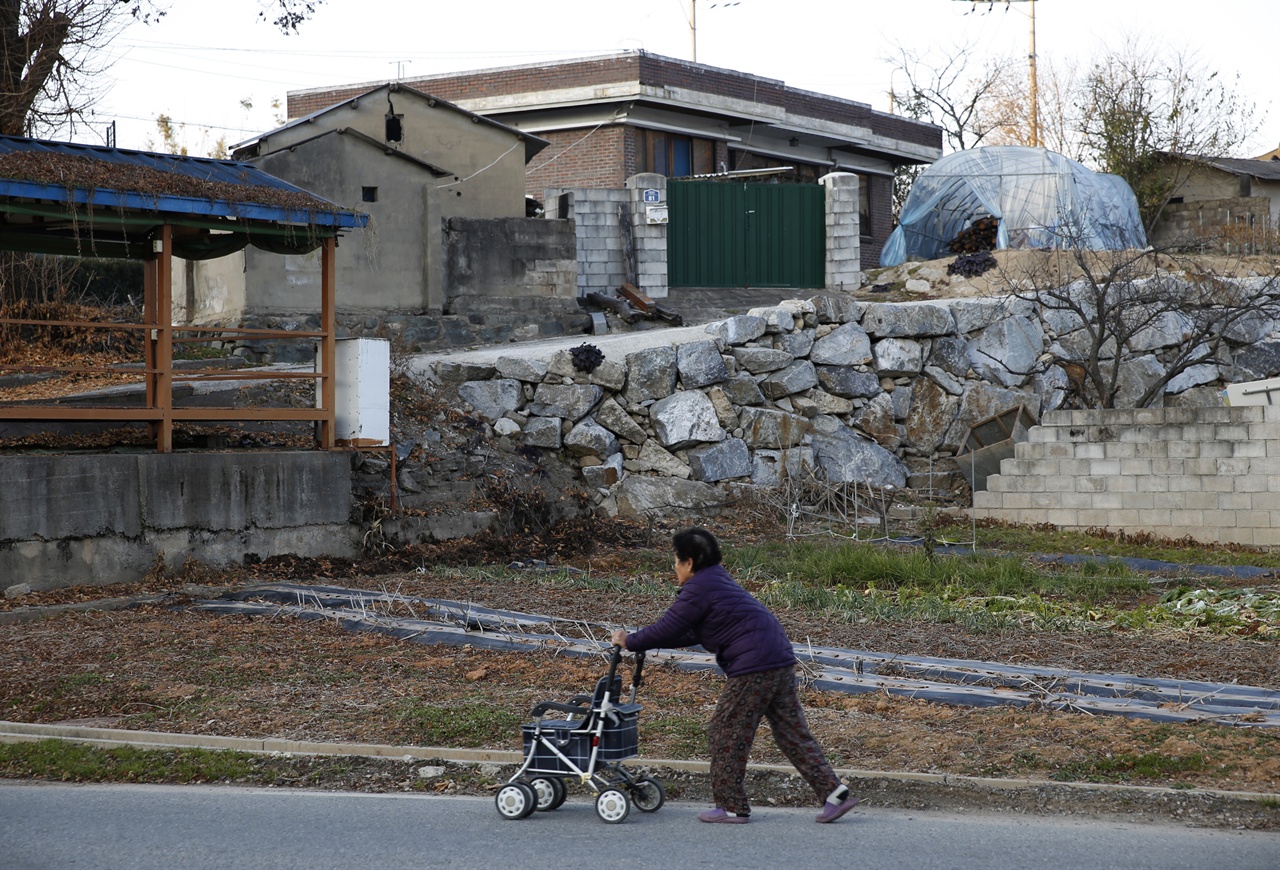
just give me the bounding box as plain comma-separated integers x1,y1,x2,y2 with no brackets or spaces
3,532,1279,830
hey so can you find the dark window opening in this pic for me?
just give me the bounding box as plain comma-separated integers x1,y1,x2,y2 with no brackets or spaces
361,186,378,203
858,174,871,236
385,114,403,143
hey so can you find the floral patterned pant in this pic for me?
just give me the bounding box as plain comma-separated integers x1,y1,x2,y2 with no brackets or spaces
707,665,840,816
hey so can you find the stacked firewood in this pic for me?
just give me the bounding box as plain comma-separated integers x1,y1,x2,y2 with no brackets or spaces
947,216,999,254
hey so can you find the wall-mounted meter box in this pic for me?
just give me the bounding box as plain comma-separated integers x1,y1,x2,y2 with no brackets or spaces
328,338,390,446
646,205,669,224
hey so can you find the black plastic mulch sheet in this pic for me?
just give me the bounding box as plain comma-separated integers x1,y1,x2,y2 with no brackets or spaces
190,583,1280,728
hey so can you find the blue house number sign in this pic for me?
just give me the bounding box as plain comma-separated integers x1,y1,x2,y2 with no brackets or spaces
643,189,661,203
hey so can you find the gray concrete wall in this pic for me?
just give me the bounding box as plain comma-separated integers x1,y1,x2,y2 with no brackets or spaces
972,406,1280,547
443,217,576,307
1,452,359,592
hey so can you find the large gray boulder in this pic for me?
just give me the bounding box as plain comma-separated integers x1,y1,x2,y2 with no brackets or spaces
594,397,649,445
613,476,724,518
495,356,548,382
688,439,752,482
746,305,795,333
677,340,729,389
721,373,767,406
1114,354,1166,409
624,346,678,403
738,406,808,448
816,366,881,399
564,417,619,458
951,298,1015,335
705,315,767,346
904,378,961,455
810,322,873,366
650,391,726,449
872,338,924,376
775,329,815,359
759,360,819,400
861,301,955,337
626,439,692,479
458,379,523,423
750,447,815,486
522,416,562,449
528,383,603,421
969,315,1045,388
732,347,794,374
808,422,907,488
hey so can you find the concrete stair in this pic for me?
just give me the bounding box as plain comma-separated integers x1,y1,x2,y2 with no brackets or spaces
971,405,1280,546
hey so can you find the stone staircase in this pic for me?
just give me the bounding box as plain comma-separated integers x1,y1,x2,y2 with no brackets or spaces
971,405,1280,547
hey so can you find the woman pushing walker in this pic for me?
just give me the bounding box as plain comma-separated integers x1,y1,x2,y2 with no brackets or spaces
610,527,859,825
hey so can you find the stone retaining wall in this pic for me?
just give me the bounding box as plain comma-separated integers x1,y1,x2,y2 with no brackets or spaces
431,278,1280,534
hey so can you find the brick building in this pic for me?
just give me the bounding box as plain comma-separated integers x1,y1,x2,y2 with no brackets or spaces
288,51,942,266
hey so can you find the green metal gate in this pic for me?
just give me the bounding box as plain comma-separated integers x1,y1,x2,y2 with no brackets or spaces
667,180,824,289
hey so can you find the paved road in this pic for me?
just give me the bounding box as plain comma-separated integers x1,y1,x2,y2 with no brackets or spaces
3,782,1276,870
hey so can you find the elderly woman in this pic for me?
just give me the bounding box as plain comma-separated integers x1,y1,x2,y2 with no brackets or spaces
611,527,858,824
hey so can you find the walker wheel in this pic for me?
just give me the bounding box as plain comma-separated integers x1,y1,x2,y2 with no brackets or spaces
631,777,665,812
596,788,630,824
495,782,537,820
528,776,567,811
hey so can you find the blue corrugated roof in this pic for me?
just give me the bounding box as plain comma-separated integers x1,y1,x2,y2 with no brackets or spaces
0,135,366,229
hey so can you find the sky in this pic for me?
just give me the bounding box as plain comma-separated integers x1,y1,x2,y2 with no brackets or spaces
87,0,1280,159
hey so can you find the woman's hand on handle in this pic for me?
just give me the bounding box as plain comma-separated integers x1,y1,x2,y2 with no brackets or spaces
610,629,628,649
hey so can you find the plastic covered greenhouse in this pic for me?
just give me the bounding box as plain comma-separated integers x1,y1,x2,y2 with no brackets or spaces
881,146,1147,267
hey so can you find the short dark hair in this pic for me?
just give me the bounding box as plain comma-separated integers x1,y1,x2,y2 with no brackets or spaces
672,527,722,573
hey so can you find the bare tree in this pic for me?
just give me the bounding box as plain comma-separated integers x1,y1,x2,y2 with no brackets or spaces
974,55,1084,160
996,235,1280,409
888,43,1020,153
1076,38,1260,231
0,0,325,138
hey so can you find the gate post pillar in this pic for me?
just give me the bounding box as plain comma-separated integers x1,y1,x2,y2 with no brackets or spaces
625,173,668,299
821,172,862,292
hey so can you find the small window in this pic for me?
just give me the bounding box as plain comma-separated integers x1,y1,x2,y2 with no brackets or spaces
385,114,403,143
362,186,378,203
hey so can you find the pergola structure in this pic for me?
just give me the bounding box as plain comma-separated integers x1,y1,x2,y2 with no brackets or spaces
0,135,367,452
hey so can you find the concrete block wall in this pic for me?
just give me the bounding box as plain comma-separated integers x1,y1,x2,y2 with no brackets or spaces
544,187,631,296
972,406,1280,546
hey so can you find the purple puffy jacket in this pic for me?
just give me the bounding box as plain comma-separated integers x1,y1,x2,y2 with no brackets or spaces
623,564,797,677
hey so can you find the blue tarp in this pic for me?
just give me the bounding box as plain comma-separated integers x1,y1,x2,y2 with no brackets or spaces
881,146,1146,267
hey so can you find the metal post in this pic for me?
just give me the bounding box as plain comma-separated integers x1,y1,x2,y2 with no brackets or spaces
318,236,337,449
155,224,174,453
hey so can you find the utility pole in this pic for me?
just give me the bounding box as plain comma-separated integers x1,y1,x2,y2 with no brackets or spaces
688,1,740,64
957,0,1040,147
690,0,697,62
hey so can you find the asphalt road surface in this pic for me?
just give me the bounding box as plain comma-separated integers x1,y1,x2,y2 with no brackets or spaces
2,781,1276,870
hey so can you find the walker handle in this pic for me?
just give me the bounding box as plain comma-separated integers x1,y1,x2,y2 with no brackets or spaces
629,650,646,703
